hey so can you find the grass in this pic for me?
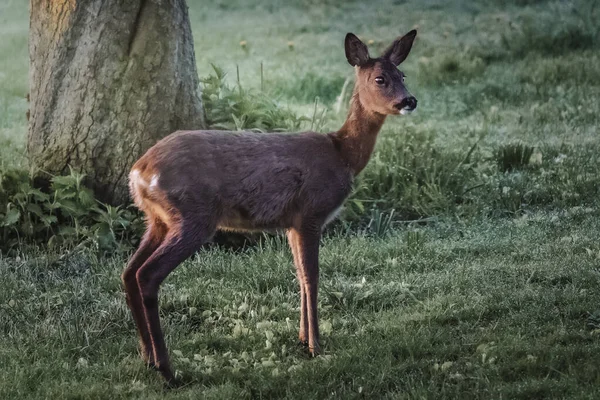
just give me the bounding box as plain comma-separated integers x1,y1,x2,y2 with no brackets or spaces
2,212,600,398
1,0,600,398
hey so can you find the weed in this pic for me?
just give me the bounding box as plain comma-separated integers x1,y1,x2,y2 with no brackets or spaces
201,64,308,132
366,208,396,237
496,143,535,172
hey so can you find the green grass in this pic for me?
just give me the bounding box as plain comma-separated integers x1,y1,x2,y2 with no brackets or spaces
1,0,600,398
2,212,600,398
0,0,28,169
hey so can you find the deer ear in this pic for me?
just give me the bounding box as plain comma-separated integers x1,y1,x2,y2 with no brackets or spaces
345,33,370,66
382,29,417,66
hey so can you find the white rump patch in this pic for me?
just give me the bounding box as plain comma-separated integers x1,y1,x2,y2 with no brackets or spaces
149,174,159,190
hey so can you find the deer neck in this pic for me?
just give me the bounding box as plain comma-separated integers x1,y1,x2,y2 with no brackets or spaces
331,89,387,176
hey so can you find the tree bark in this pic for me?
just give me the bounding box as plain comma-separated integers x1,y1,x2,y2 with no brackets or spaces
28,0,204,204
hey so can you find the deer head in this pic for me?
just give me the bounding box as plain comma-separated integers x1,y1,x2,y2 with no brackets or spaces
345,30,417,116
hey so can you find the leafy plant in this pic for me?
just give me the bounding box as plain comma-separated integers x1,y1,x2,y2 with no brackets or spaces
201,64,308,132
0,167,142,254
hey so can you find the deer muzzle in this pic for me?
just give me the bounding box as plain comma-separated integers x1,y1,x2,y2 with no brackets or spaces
395,96,417,114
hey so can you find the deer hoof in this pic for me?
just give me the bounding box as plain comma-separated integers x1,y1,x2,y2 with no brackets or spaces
155,364,178,386
163,377,183,390
309,344,321,357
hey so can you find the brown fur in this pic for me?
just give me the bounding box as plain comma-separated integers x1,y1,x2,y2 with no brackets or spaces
122,30,418,384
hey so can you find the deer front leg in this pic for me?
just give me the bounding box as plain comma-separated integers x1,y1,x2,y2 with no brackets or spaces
292,226,321,355
287,230,308,345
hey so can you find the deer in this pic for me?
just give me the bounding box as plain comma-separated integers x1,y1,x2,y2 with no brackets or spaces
122,30,418,384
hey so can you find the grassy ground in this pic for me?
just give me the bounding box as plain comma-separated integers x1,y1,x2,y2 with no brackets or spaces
1,0,600,398
2,212,600,399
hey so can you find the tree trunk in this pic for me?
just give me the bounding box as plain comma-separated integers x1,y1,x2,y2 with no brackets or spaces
28,0,204,204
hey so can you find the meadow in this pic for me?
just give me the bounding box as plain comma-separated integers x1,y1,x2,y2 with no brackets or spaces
1,0,600,398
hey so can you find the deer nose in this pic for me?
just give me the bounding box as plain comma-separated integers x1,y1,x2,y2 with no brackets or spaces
395,96,417,111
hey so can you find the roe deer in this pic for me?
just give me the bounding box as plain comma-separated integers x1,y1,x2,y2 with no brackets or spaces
122,30,417,384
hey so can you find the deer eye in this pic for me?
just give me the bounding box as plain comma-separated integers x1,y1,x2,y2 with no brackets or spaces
375,76,385,85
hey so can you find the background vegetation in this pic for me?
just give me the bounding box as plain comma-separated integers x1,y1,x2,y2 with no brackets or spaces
1,0,599,398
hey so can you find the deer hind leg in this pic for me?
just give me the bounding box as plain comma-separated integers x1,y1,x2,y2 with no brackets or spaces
287,229,309,345
290,226,321,355
122,219,167,367
136,218,215,384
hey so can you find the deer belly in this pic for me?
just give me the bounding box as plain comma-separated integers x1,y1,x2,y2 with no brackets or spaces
218,209,292,233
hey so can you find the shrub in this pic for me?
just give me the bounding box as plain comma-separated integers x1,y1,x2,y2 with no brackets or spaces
201,64,308,132
0,167,142,254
